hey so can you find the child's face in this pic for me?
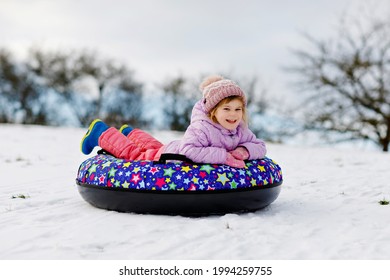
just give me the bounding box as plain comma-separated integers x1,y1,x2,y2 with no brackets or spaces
214,99,244,130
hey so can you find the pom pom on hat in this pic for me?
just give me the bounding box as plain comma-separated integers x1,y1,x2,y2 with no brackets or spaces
199,75,224,91
200,75,246,113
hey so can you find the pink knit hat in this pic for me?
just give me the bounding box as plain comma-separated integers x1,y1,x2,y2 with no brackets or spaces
200,75,246,113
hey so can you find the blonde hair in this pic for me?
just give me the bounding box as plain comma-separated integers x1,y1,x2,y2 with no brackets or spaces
208,96,248,125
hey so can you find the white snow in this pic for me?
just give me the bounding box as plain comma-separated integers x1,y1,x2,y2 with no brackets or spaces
0,123,389,260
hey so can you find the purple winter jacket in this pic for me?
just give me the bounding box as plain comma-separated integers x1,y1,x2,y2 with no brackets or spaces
163,100,267,164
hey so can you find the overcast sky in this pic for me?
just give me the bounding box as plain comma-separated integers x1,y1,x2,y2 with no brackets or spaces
1,0,390,98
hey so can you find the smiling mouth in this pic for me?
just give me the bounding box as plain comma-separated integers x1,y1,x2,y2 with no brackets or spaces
226,119,237,124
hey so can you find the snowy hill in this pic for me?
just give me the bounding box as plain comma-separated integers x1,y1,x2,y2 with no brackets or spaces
0,124,389,259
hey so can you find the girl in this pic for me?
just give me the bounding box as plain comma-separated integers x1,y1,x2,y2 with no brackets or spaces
81,75,266,168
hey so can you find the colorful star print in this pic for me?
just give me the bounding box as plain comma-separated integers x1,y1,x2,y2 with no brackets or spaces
88,164,98,173
131,173,141,184
155,177,166,188
181,166,191,173
216,173,230,185
200,165,214,174
77,155,283,191
108,167,117,177
164,167,175,177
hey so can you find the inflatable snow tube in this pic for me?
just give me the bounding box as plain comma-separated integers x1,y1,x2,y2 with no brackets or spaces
75,152,283,216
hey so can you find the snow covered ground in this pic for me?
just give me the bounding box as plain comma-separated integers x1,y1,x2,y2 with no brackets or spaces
0,123,389,260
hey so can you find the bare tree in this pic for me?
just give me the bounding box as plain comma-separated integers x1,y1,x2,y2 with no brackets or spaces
0,49,46,124
27,47,88,125
288,13,390,151
161,75,198,131
76,51,143,127
103,77,144,128
27,48,144,127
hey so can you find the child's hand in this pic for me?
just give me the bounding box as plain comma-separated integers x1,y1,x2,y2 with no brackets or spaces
231,147,249,160
225,152,246,168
